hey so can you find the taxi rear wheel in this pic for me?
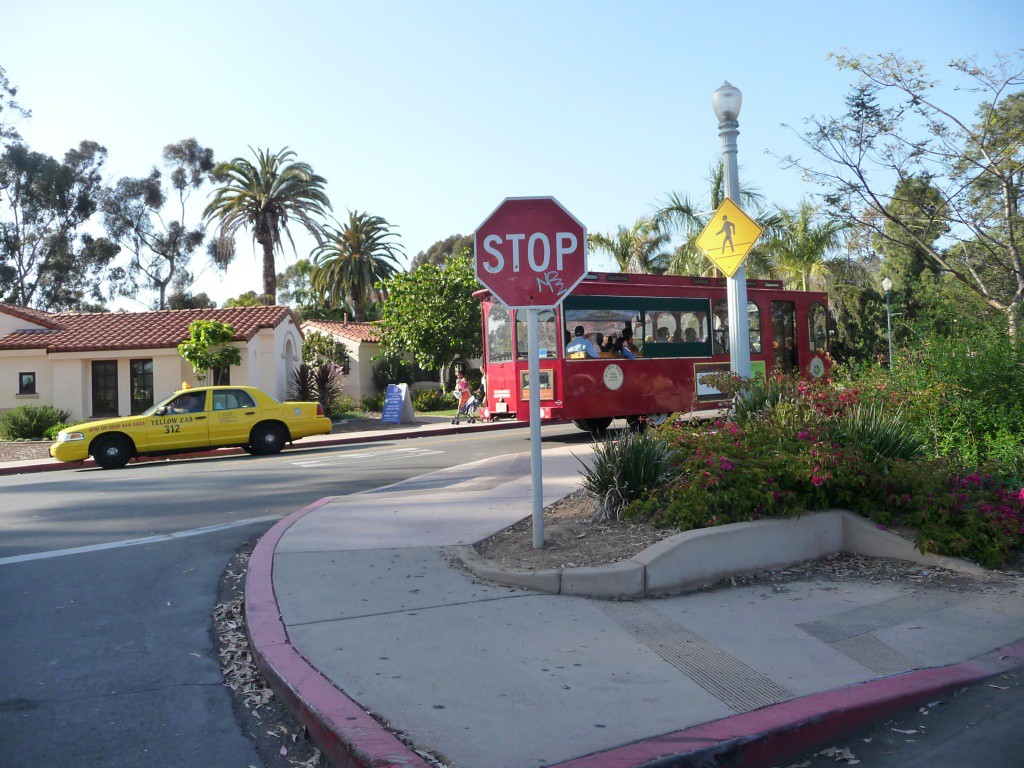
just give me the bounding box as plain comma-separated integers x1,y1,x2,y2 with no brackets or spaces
93,436,132,469
249,423,287,455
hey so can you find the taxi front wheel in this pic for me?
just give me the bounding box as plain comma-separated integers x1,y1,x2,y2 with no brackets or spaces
249,423,286,455
93,436,132,469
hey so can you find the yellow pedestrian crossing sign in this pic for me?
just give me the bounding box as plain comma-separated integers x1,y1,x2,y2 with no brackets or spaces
695,198,763,278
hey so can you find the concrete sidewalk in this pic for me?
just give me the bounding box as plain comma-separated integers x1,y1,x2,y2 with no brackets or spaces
245,446,1024,768
0,415,526,476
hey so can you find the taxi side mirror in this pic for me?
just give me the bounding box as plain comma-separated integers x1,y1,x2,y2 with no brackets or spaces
155,406,168,416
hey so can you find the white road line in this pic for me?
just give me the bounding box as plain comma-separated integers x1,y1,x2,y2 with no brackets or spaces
0,514,283,567
290,447,444,468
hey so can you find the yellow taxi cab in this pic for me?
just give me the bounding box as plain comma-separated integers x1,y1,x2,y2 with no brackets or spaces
50,385,332,469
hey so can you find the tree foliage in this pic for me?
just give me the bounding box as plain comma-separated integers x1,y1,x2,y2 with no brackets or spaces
176,320,241,383
767,201,847,291
204,147,331,303
0,140,119,309
0,65,29,149
784,50,1024,334
223,290,263,307
103,139,215,309
410,233,473,271
588,217,671,274
377,254,481,390
311,211,403,321
302,330,350,369
657,161,781,278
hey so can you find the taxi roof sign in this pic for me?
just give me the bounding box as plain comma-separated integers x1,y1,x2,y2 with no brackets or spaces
695,198,764,278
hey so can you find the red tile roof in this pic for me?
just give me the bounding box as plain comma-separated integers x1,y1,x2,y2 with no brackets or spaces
302,320,382,344
0,305,300,353
0,302,63,330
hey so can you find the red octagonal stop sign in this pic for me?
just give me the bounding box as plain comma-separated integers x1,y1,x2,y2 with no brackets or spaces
474,196,588,309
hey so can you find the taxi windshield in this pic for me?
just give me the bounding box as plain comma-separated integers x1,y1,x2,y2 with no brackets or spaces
142,391,190,416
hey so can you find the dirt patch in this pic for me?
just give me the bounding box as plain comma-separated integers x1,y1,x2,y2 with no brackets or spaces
473,489,678,570
0,439,52,462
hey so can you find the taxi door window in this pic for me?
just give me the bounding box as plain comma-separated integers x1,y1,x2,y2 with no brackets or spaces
167,392,207,414
213,390,256,410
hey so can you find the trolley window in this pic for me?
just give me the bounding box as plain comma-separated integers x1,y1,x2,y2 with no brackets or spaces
515,308,560,360
808,302,828,353
712,299,762,355
486,303,513,364
562,295,711,358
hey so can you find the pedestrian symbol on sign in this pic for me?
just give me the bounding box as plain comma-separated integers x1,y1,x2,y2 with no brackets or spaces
716,215,736,253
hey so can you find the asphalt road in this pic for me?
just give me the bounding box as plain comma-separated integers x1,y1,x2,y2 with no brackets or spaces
0,425,584,768
775,669,1024,768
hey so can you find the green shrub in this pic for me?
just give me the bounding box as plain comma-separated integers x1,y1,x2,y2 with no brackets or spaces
412,388,456,412
361,392,385,412
333,395,362,417
579,430,678,520
44,421,78,440
0,404,72,440
372,356,416,391
288,363,316,402
829,403,926,463
839,319,1024,467
311,361,342,415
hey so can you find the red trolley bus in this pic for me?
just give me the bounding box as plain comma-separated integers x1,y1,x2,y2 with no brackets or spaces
475,272,829,431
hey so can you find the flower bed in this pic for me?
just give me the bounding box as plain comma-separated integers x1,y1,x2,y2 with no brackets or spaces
614,375,1024,569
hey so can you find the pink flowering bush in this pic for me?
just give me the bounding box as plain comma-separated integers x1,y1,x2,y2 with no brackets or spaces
626,375,1024,568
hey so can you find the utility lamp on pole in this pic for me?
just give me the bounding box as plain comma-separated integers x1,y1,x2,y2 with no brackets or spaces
713,81,751,378
881,276,894,369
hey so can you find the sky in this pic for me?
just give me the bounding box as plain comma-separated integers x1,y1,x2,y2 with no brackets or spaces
4,0,1023,309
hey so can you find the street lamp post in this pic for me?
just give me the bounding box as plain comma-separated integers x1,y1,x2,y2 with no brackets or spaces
881,276,894,369
713,81,751,378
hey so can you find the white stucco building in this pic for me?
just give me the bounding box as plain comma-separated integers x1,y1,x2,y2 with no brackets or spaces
0,303,304,421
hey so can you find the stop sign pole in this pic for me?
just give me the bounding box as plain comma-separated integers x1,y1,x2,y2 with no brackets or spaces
474,197,588,548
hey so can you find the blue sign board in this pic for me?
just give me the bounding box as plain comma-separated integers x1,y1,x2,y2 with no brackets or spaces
381,383,411,424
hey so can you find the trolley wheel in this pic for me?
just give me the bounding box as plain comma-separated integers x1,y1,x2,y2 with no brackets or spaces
572,417,613,436
628,412,671,432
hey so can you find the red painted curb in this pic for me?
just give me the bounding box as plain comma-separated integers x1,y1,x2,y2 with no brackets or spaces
548,641,1024,768
244,497,433,768
0,419,527,476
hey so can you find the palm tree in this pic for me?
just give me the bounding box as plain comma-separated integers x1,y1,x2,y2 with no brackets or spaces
588,217,671,274
310,211,404,321
204,147,331,303
768,202,846,290
656,161,780,278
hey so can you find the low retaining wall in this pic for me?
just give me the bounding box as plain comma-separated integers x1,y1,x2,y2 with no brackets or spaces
457,509,986,599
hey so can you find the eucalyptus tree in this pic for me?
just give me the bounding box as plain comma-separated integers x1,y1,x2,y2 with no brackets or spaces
657,161,780,278
0,65,29,149
0,140,118,309
103,139,216,309
310,211,404,321
588,216,671,274
204,147,331,303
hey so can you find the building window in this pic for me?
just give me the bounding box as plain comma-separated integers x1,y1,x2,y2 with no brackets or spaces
19,372,37,395
212,365,231,385
130,359,154,414
91,361,119,417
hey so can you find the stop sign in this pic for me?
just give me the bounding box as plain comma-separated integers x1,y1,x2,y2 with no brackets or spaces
474,196,588,309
